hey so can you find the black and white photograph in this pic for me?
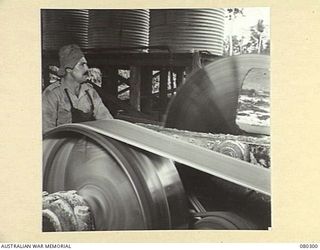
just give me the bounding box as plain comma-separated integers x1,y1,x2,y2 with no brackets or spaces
41,8,271,231
3,0,320,245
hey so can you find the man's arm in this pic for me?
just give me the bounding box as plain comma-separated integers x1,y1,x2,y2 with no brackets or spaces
42,90,58,133
91,89,114,120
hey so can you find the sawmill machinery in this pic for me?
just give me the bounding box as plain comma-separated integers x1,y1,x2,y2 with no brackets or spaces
42,54,271,231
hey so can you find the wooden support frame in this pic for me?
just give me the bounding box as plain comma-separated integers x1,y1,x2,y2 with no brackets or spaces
141,67,153,114
118,86,130,95
129,66,141,111
42,63,50,90
176,67,185,87
41,49,221,121
169,70,175,93
101,67,118,98
159,68,169,119
93,66,118,116
117,74,131,86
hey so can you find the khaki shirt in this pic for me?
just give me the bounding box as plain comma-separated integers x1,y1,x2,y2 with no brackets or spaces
42,80,113,133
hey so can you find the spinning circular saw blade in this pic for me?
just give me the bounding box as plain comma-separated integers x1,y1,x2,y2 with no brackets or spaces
165,54,270,135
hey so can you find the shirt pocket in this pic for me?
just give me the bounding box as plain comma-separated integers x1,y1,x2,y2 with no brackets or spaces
57,104,72,125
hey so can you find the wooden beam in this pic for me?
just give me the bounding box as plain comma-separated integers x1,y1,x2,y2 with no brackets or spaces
85,52,195,67
102,67,118,97
43,50,221,68
117,74,130,86
118,86,130,95
141,67,153,114
129,66,141,111
98,67,118,115
152,71,161,78
159,68,168,119
185,51,202,80
42,63,50,90
176,67,185,87
192,51,202,70
169,70,175,91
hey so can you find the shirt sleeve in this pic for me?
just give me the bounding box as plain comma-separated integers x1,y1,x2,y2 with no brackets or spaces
42,89,58,134
91,89,114,120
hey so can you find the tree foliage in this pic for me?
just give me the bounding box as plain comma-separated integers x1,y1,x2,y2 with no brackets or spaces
223,16,270,56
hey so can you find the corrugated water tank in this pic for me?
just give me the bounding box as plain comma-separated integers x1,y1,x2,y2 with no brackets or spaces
41,9,89,50
149,9,225,55
88,9,149,50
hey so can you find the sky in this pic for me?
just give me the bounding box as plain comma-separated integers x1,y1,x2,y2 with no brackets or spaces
224,7,270,43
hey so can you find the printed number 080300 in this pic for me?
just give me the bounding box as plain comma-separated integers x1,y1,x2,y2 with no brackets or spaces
300,244,318,248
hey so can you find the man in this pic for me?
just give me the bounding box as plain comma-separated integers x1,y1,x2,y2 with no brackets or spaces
42,44,113,134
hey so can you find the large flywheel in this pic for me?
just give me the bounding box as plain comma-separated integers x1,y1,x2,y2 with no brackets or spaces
43,128,189,230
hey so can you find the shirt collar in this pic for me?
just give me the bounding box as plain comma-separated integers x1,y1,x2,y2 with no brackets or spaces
60,79,90,99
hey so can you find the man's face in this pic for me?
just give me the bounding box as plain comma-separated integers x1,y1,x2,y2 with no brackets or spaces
70,57,89,83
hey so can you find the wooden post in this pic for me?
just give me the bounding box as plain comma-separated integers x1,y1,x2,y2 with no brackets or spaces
159,68,168,120
100,67,118,116
185,51,202,80
102,67,118,97
110,68,118,97
129,66,141,111
42,63,50,90
141,67,153,114
100,66,108,98
176,67,184,88
169,70,175,92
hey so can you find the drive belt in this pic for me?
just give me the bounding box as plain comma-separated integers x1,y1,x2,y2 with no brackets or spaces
45,119,271,196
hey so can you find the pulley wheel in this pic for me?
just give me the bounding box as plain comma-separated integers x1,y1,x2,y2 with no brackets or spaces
43,126,188,230
165,54,270,135
194,211,256,230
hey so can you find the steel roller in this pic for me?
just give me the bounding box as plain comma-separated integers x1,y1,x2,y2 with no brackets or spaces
192,211,257,230
43,128,189,230
165,54,270,135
